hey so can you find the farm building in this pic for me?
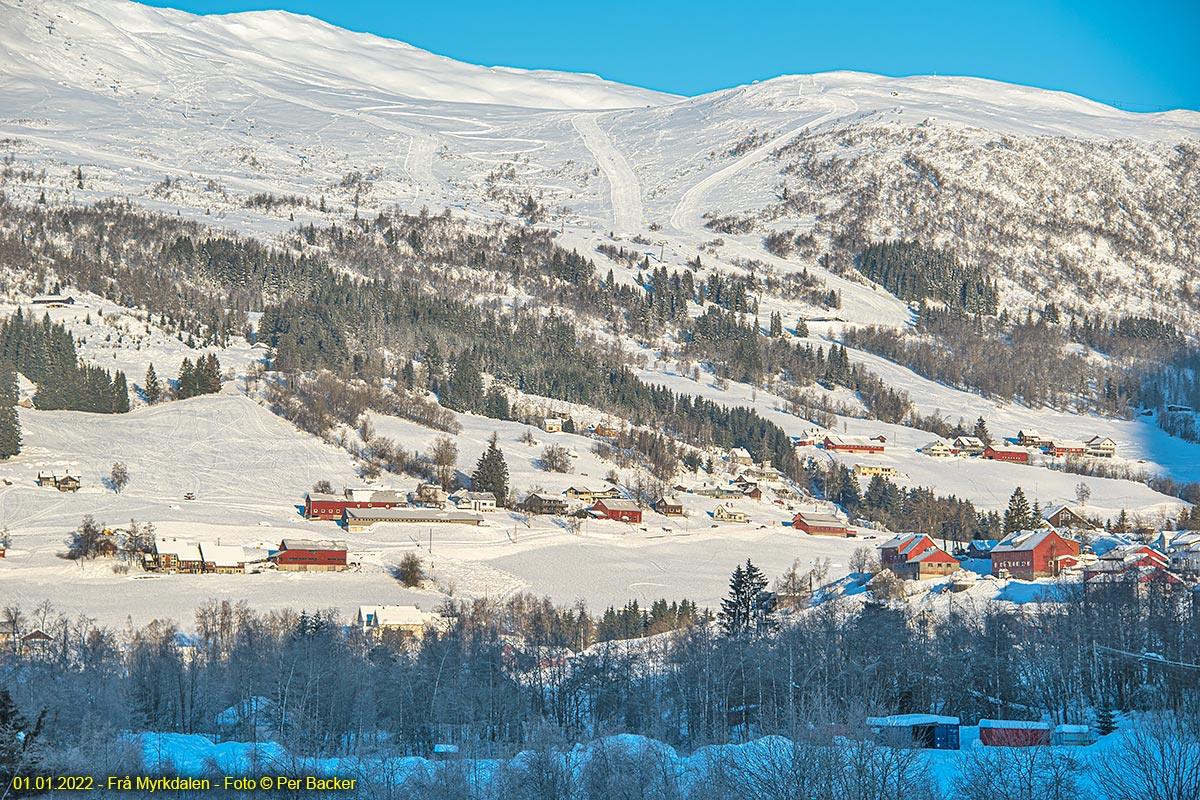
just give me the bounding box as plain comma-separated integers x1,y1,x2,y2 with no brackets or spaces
591,423,620,438
411,483,449,508
728,447,754,466
523,493,568,515
793,427,826,447
1085,436,1118,458
792,512,854,537
1052,725,1094,746
199,542,246,574
952,436,986,455
982,445,1029,463
343,508,482,532
451,491,498,512
823,434,885,454
271,539,348,572
154,538,205,574
1044,504,1090,528
964,540,998,560
304,488,405,520
978,719,1051,747
31,295,75,306
565,485,621,502
1017,430,1051,447
592,499,642,524
741,461,782,481
357,605,438,639
878,533,960,580
713,505,749,523
1047,439,1087,458
920,440,957,458
866,714,960,750
991,530,1081,579
1085,566,1184,600
853,464,897,478
541,418,564,433
652,496,684,516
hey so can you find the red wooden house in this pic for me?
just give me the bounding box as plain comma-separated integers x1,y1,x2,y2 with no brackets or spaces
878,533,960,580
823,435,885,454
592,499,642,524
1047,440,1087,458
982,445,1029,464
792,512,854,537
271,539,348,572
991,530,1080,579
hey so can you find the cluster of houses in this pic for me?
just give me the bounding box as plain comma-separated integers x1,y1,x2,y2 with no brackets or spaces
305,484,492,529
918,432,1119,463
540,418,621,437
147,538,351,574
148,538,249,574
36,471,80,492
865,715,1094,750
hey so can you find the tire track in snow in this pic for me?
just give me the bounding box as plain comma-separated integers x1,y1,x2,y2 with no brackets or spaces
572,112,643,233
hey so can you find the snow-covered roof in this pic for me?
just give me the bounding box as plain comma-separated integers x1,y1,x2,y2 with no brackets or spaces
867,714,960,727
795,511,848,527
994,529,1073,553
596,499,640,512
279,538,347,552
1049,439,1088,449
979,719,1049,730
358,605,432,628
199,542,245,567
156,538,201,561
344,508,481,524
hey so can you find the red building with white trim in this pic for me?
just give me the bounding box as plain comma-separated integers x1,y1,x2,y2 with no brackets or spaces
982,445,1029,463
271,539,348,571
304,490,404,520
792,512,854,537
823,435,885,454
991,530,1080,579
592,499,643,524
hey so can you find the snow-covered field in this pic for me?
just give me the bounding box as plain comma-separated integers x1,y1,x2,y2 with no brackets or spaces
0,394,862,626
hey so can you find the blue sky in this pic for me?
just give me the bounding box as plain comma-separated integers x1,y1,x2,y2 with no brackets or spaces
144,0,1199,111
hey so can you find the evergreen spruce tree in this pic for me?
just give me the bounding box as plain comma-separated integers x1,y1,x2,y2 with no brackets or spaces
471,433,510,506
144,363,161,404
177,358,195,399
720,559,771,636
482,385,510,420
972,416,993,446
112,371,130,413
1003,487,1033,535
562,417,576,434
794,317,809,338
1095,701,1118,736
0,363,20,458
1,686,43,784
444,356,483,412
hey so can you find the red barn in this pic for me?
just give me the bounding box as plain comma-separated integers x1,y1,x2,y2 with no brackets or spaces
592,499,642,524
982,445,1029,463
991,530,1080,579
823,434,884,454
304,490,403,520
979,719,1051,747
793,511,854,537
271,539,348,572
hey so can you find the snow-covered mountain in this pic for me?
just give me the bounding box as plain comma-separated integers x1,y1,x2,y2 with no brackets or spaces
3,0,1198,328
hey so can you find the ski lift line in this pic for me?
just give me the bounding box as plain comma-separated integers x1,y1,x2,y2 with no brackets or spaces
1093,644,1200,671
